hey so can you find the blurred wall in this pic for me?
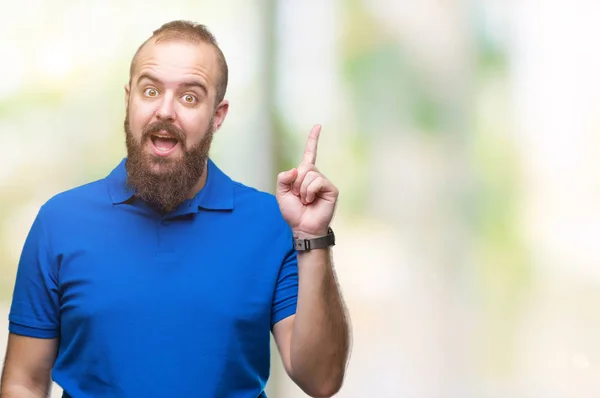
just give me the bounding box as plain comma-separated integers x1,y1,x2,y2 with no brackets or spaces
2,1,600,397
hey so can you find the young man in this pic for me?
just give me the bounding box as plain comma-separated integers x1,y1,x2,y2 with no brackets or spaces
1,20,350,398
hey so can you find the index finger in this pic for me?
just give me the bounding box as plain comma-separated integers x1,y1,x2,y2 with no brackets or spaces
303,124,322,165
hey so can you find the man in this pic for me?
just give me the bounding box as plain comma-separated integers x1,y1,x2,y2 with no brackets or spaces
1,20,350,398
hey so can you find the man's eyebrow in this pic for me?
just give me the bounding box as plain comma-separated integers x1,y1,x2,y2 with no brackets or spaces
136,73,207,95
181,80,208,96
136,73,159,85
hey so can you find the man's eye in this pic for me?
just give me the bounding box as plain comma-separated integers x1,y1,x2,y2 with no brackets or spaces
182,94,197,104
144,88,158,97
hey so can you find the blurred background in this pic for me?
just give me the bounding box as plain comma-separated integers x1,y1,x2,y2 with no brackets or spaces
2,0,600,396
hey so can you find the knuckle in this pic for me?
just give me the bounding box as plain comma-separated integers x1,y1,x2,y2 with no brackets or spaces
307,170,319,179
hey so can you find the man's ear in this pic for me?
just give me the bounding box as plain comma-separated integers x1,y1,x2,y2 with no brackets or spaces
212,100,230,131
124,84,130,108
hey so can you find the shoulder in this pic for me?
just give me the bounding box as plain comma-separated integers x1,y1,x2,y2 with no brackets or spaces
227,180,294,252
228,179,291,233
232,180,276,204
231,180,280,214
38,177,109,221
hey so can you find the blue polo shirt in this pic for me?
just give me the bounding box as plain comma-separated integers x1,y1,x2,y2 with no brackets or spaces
8,158,299,398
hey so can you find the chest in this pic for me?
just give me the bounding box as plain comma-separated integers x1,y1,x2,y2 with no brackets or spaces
54,211,279,337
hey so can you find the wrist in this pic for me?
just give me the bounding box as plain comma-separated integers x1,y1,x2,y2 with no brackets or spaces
293,227,335,252
292,229,329,240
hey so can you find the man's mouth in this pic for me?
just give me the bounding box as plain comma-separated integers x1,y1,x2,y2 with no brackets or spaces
149,133,180,156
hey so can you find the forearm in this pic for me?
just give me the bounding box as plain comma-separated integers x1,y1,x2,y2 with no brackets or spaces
290,248,350,396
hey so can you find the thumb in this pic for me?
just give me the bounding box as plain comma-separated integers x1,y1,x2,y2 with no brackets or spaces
276,168,298,194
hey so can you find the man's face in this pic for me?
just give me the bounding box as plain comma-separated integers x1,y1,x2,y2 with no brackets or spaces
124,39,228,210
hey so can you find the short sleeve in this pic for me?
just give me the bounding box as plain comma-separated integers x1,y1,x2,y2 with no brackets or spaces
270,244,298,328
8,207,60,338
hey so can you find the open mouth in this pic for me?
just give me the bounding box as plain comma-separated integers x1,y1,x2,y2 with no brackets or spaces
150,133,179,156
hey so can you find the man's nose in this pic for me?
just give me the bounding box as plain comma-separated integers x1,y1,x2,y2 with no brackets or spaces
155,94,176,122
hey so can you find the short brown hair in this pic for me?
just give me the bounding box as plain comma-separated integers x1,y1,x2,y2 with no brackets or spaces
129,20,229,105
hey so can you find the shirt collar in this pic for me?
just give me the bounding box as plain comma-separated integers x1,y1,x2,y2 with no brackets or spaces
106,157,235,211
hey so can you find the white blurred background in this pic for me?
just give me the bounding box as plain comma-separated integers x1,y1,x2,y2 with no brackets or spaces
2,0,600,396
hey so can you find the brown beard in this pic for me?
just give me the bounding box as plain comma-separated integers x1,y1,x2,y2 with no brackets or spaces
124,113,214,212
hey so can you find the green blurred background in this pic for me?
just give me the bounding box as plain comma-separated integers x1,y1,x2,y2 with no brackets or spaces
2,0,600,396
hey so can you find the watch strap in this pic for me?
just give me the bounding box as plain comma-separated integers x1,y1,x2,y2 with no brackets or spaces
293,227,335,251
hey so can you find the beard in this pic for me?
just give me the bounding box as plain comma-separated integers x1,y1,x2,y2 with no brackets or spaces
124,113,214,212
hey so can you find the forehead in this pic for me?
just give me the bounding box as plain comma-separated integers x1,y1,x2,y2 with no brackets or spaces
132,39,220,89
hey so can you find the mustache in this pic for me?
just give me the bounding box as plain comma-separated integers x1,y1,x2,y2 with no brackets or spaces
142,121,186,143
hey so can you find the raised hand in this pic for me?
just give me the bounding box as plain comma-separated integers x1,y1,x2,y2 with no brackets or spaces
276,124,339,239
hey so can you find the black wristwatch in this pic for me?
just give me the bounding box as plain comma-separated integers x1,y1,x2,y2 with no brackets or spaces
293,227,335,252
